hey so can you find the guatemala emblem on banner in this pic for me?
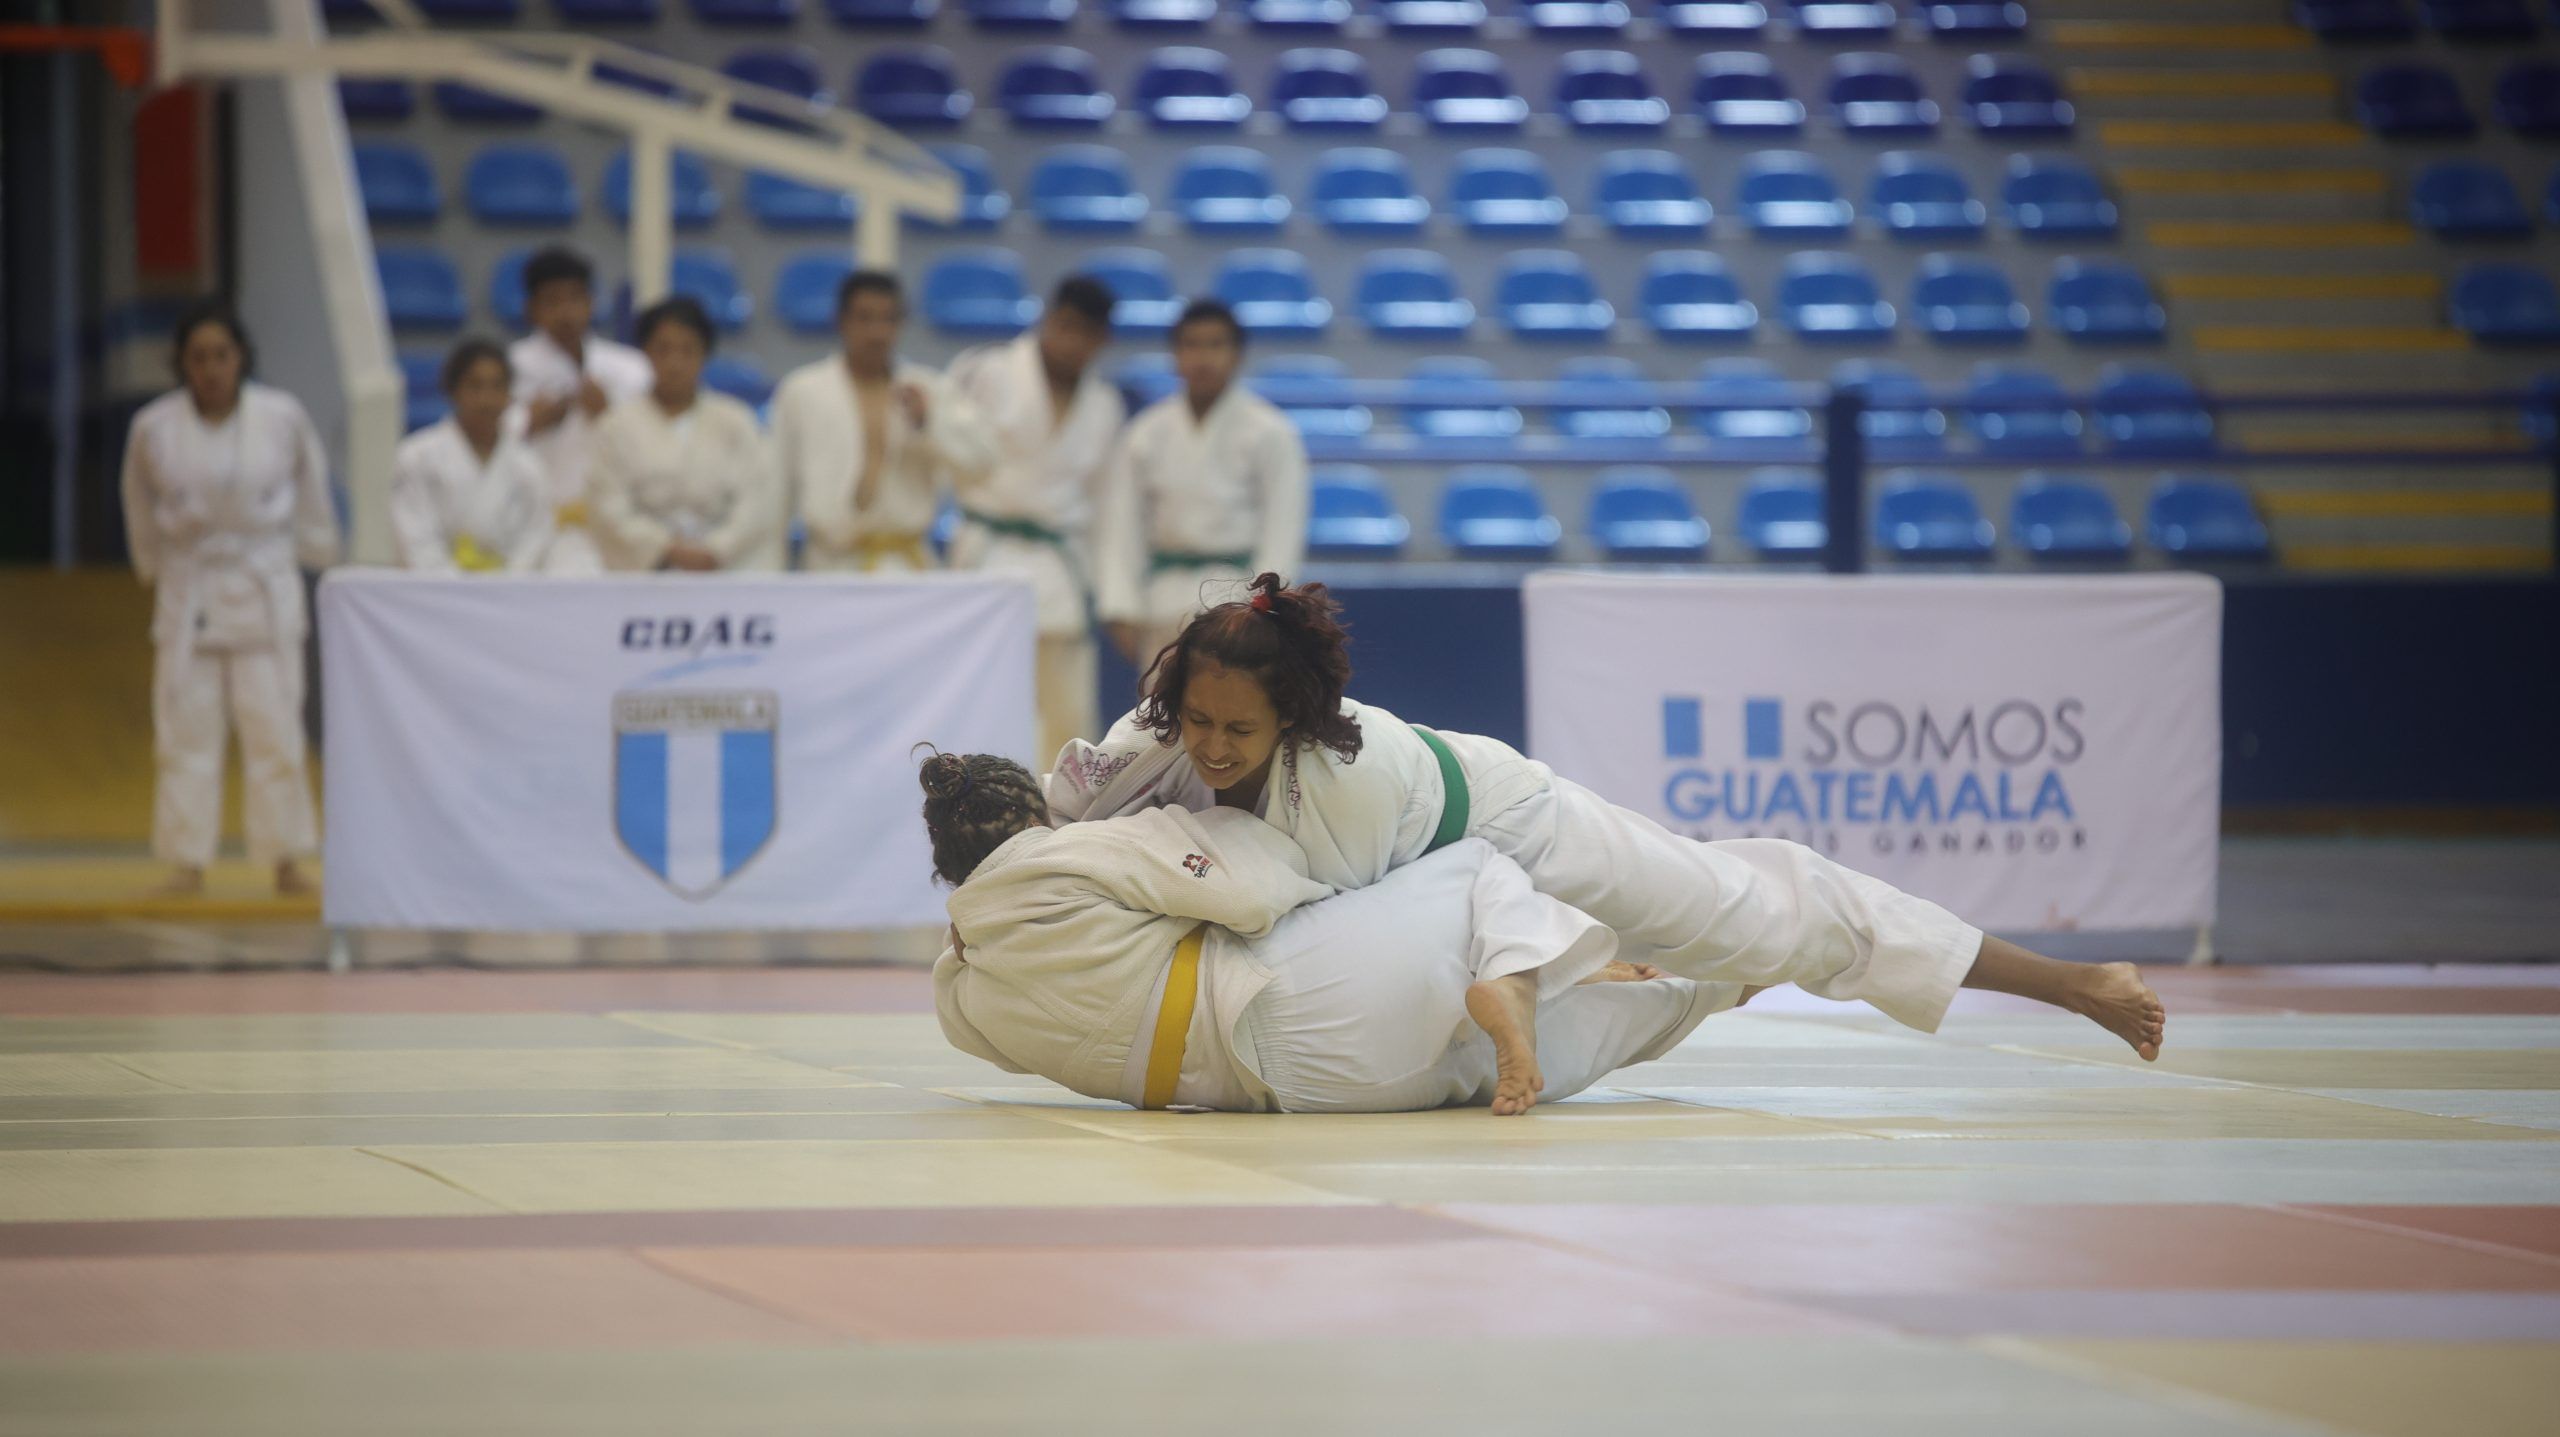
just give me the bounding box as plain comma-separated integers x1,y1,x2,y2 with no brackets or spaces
612,689,780,899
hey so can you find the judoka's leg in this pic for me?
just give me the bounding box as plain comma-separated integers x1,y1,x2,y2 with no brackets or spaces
150,642,227,885
227,645,320,893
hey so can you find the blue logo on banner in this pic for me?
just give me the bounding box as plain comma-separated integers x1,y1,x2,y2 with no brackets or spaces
611,689,779,899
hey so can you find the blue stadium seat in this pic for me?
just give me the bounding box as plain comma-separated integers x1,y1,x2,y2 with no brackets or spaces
604,148,722,228
964,0,1076,26
1555,356,1672,439
704,355,776,409
1596,150,1711,237
825,0,938,22
745,172,857,230
466,144,578,225
2050,260,2167,342
1498,250,1615,339
2148,476,2271,561
2356,64,2476,137
1693,53,1806,134
923,248,1040,333
857,49,971,128
2496,62,2560,135
776,251,856,334
378,248,468,330
2012,476,2132,562
1381,0,1490,32
1311,147,1428,231
1528,0,1636,33
354,143,440,225
1923,2,2029,38
1028,145,1147,231
2521,371,2558,450
910,144,1009,231
1080,247,1183,337
1357,250,1477,337
1964,365,2083,456
1250,0,1353,26
1661,0,1771,36
1590,468,1710,559
1828,54,1941,136
1273,49,1389,130
489,249,535,329
434,82,543,123
1738,470,1827,558
2293,0,2416,38
2451,263,2560,342
1405,357,1521,437
1307,467,1412,556
2422,0,2539,38
722,47,829,131
1115,352,1180,406
1693,360,1814,454
1416,49,1530,131
1557,51,1670,133
1000,48,1114,128
1451,148,1568,234
1173,147,1289,232
1914,256,2030,344
1833,359,1947,458
2410,161,2532,238
1779,253,1895,340
1791,0,1900,38
693,0,801,22
400,352,447,433
1964,56,2075,135
1875,475,1997,561
1254,356,1373,438
1112,0,1219,26
1737,151,1853,236
2093,366,2216,455
1640,251,1759,341
2004,156,2119,238
1441,466,1562,560
1212,249,1333,335
1871,152,1986,239
665,250,752,332
339,79,414,121
1136,48,1251,128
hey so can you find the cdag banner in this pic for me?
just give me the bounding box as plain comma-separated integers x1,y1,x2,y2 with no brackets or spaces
320,571,1036,931
1524,572,2221,933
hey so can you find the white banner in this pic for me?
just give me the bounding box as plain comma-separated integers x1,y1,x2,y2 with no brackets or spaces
320,572,1036,931
1525,572,2220,932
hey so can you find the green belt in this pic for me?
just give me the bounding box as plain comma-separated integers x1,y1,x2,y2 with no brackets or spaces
1414,726,1469,856
961,508,1068,546
1150,549,1252,576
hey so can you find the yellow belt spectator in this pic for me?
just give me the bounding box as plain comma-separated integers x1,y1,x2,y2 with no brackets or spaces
554,500,590,530
450,535,505,573
851,531,932,570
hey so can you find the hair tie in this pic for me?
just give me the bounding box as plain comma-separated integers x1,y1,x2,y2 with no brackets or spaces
1250,591,1274,613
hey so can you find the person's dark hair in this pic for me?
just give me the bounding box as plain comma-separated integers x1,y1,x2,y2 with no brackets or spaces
521,247,594,302
634,295,717,354
170,298,255,380
836,269,904,318
918,750,1048,886
439,336,512,394
1049,275,1116,331
1136,572,1362,764
1171,298,1245,348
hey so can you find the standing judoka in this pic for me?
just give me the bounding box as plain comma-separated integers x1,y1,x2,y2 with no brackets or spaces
590,297,783,573
1094,300,1307,673
119,301,338,895
507,247,652,575
773,270,995,572
389,337,555,574
944,276,1125,757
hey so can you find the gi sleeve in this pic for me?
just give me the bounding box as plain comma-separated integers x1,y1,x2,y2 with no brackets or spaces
387,441,458,574
587,410,674,569
1090,433,1146,625
919,369,998,482
1075,806,1330,940
286,399,342,570
932,939,1034,1075
120,413,161,586
702,411,780,568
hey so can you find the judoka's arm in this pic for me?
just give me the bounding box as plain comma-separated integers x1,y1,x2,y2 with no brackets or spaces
1249,419,1309,585
918,371,998,480
1078,807,1331,939
588,415,675,569
120,421,160,586
387,445,457,574
702,417,780,568
504,455,557,573
932,936,1033,1074
1091,438,1146,628
287,402,343,570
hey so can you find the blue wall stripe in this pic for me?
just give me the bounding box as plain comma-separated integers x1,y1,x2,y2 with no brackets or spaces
616,732,670,878
1745,698,1783,761
1661,697,1702,759
720,728,776,878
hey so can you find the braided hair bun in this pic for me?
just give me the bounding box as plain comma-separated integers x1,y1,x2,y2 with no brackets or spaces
915,748,1048,886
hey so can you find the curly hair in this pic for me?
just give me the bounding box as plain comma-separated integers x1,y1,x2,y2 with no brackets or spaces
917,750,1048,887
1134,572,1363,764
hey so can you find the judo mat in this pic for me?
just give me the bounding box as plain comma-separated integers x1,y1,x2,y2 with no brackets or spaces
0,959,2552,1435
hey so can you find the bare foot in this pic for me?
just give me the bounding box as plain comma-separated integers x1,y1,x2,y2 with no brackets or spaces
274,861,316,897
151,866,205,897
2068,962,2167,1061
1577,960,1665,985
1466,972,1544,1116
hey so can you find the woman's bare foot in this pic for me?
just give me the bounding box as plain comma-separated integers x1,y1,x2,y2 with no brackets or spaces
1577,960,1665,985
2066,962,2167,1061
151,866,205,897
1466,972,1544,1116
273,860,315,897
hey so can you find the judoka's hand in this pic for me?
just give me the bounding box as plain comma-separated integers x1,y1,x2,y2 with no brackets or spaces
1106,622,1145,665
895,382,930,427
663,542,720,572
946,925,967,964
525,393,575,435
576,375,611,418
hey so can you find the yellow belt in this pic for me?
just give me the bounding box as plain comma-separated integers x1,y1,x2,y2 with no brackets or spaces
850,531,931,570
554,500,590,529
1140,927,1205,1110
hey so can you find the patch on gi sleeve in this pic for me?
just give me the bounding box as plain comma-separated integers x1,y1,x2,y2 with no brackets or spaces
1181,853,1214,878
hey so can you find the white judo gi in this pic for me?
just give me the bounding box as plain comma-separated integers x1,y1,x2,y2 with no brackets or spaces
936,805,1734,1112
1093,385,1309,666
119,383,339,870
588,392,784,573
1049,701,1985,1034
388,418,555,574
771,354,995,572
507,330,653,575
943,333,1127,758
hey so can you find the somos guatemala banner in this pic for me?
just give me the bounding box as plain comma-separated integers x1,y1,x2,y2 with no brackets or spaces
1524,572,2221,933
320,571,1036,931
